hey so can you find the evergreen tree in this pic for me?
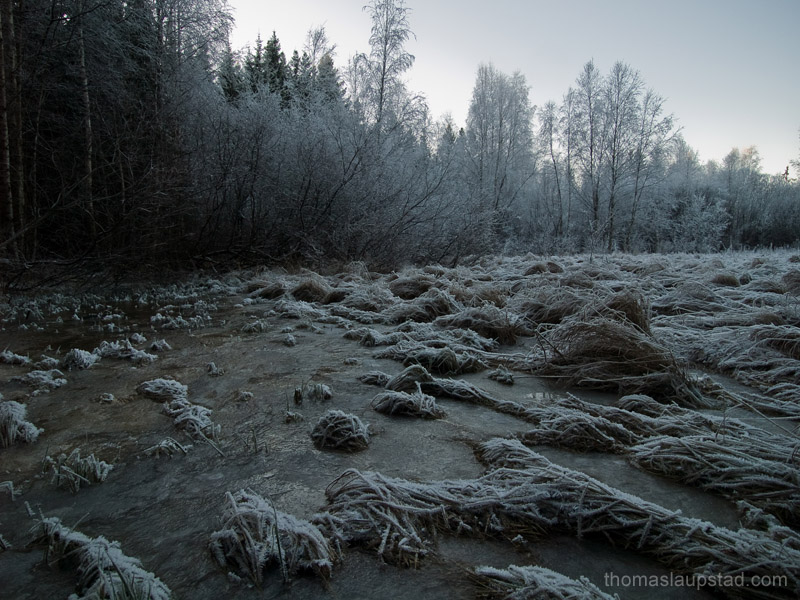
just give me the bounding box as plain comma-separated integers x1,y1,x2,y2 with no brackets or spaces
315,53,344,103
218,41,243,102
264,31,289,104
244,33,267,92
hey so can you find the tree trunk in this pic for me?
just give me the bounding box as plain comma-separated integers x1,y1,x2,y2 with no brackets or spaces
78,19,95,237
7,1,22,247
0,4,15,256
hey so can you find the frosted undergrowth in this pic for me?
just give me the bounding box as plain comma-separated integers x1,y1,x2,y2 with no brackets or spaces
162,398,220,441
150,312,209,330
371,384,446,419
45,448,113,493
0,399,43,447
311,410,370,452
143,437,192,458
0,349,32,366
209,490,336,585
94,339,157,365
10,369,66,394
136,378,221,452
316,438,800,599
136,378,188,402
516,393,800,525
473,564,617,600
61,348,100,371
38,517,172,600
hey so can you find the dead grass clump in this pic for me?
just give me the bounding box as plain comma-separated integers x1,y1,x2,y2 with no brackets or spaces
316,441,800,597
447,282,509,308
163,398,220,442
248,281,287,299
517,410,640,453
343,327,407,347
371,385,446,419
339,285,395,313
745,279,787,295
143,437,191,458
0,349,31,366
11,369,67,392
291,278,332,303
210,490,336,585
711,273,741,287
45,449,113,493
546,261,564,273
475,439,800,599
137,378,188,402
523,262,548,275
0,400,43,447
751,311,786,326
383,288,461,324
388,274,436,299
614,393,679,417
311,410,370,452
651,282,728,316
61,348,99,371
359,370,392,388
472,564,615,600
487,366,514,385
783,269,800,294
537,317,706,407
385,364,434,392
508,287,587,325
621,261,665,276
750,325,800,359
435,306,524,344
315,468,550,567
375,342,486,375
38,517,172,600
600,291,651,333
94,339,156,365
559,272,594,288
630,435,800,527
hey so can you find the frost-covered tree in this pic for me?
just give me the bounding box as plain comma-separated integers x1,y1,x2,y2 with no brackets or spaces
465,63,535,249
352,0,417,126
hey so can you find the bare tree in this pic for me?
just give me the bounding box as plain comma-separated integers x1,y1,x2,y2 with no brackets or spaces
466,63,535,215
601,61,642,251
356,0,415,125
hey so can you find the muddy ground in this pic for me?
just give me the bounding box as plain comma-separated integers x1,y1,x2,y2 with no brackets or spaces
1,251,798,599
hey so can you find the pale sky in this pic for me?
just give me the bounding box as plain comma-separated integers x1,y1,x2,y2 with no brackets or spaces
228,0,799,176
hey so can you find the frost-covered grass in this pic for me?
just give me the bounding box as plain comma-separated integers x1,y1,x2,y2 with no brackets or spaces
11,368,67,393
38,517,172,600
209,490,336,584
371,384,446,419
315,438,800,598
136,378,188,403
94,339,157,365
1,250,798,597
311,410,370,452
0,400,43,447
61,348,100,371
143,437,192,458
45,448,113,493
473,564,617,600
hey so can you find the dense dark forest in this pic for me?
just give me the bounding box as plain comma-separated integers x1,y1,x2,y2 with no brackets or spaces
1,0,798,277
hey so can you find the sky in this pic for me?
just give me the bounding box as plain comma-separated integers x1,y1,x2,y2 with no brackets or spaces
227,0,800,177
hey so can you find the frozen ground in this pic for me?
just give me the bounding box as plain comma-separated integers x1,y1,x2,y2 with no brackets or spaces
1,250,799,599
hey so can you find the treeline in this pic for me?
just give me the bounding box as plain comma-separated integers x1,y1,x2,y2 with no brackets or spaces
1,0,798,275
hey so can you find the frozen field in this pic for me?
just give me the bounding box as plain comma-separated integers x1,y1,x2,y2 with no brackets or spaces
1,250,799,599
